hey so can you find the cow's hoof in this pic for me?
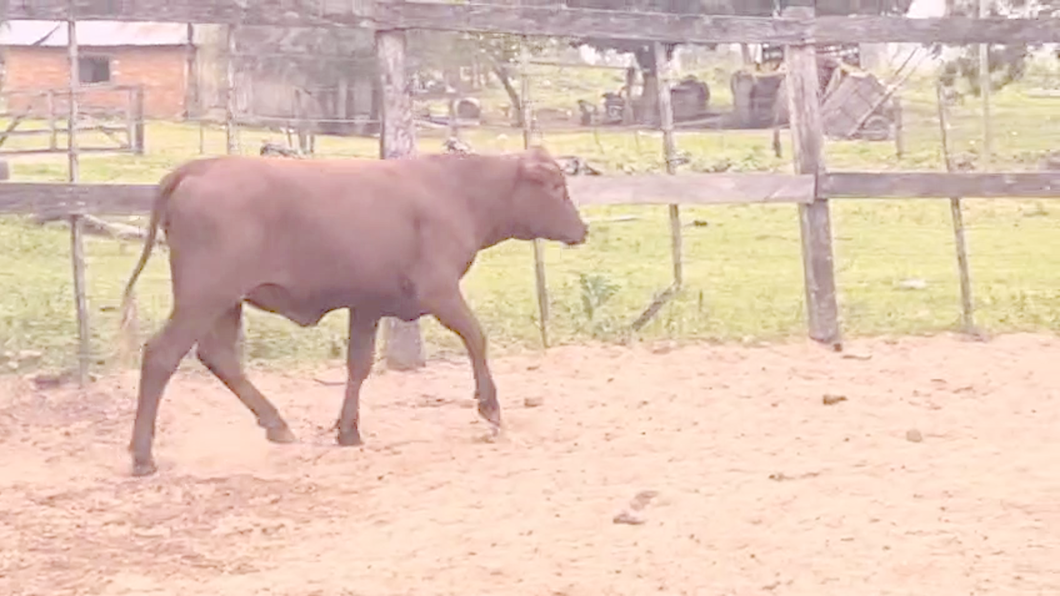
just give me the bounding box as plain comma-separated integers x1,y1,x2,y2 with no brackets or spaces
266,425,298,444
336,428,363,447
131,458,157,477
477,399,502,429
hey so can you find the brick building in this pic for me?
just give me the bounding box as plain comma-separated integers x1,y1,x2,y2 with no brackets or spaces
0,21,193,119
1,21,378,134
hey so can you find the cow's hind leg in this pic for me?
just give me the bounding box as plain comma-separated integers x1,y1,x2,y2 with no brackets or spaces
426,287,501,430
129,306,221,477
335,309,380,447
196,304,297,445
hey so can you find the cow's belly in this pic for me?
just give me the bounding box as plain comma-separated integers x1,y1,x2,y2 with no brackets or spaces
244,283,338,327
243,281,428,326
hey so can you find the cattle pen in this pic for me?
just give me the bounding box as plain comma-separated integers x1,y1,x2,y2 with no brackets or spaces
2,1,1060,594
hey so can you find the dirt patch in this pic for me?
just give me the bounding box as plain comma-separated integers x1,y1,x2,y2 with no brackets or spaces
2,333,1059,595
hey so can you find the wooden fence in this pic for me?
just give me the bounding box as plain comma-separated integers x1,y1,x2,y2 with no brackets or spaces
2,1,1060,384
0,85,145,156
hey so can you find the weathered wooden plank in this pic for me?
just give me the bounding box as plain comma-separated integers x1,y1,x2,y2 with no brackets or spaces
785,6,841,351
0,174,815,217
936,81,976,336
519,41,551,349
67,16,92,388
225,25,239,155
0,146,137,156
656,38,683,293
822,172,1060,198
977,0,993,171
377,20,426,372
381,4,811,44
0,126,131,137
567,174,815,206
0,183,156,216
388,6,1060,44
5,2,1059,45
6,0,350,27
812,15,1060,44
5,0,805,39
5,172,1060,217
630,40,685,334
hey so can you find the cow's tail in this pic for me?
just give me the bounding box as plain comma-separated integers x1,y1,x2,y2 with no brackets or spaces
117,163,196,365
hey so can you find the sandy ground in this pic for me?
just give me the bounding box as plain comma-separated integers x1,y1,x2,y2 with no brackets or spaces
1,333,1059,596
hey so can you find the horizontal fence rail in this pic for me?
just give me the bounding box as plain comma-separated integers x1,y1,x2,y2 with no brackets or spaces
4,173,1060,218
823,173,1060,199
4,1,1060,44
5,1,1060,381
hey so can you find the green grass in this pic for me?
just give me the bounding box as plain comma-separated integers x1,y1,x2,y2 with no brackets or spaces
2,69,1060,375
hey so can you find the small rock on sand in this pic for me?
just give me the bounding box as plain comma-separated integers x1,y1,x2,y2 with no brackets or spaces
612,510,646,525
629,490,658,511
613,490,658,525
906,429,923,443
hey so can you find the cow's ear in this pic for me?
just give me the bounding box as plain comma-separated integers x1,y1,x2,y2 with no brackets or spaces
526,145,552,161
520,152,556,183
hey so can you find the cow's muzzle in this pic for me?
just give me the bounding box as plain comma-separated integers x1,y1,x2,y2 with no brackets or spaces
564,227,589,247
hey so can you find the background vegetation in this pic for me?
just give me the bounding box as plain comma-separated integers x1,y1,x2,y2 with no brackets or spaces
1,32,1059,376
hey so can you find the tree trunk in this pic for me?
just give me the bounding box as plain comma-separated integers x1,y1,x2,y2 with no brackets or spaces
492,64,522,126
633,44,667,126
443,66,461,93
640,71,659,126
740,43,755,65
622,66,636,125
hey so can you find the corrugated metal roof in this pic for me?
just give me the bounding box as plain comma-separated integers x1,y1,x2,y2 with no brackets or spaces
0,20,191,47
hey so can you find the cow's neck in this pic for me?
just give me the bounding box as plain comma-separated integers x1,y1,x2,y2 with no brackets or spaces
458,155,522,251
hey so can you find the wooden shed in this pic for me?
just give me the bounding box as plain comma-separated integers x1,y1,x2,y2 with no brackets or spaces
205,25,379,136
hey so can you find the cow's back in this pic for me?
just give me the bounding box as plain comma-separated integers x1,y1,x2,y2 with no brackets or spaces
162,156,480,316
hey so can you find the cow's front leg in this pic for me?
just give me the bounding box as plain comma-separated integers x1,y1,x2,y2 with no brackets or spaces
425,286,501,430
336,309,380,446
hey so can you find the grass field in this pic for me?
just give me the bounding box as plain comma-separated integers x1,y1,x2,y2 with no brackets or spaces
1,66,1059,375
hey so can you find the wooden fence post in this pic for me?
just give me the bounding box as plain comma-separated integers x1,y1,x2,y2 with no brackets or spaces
184,22,197,122
46,91,58,150
978,0,992,170
125,86,145,155
893,94,904,159
936,81,977,335
125,87,135,152
520,39,551,348
377,23,426,371
656,41,683,293
67,15,91,386
222,24,248,358
783,6,842,350
225,24,239,155
133,85,145,155
629,41,683,332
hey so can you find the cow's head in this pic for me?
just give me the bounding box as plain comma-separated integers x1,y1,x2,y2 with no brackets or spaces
510,146,589,246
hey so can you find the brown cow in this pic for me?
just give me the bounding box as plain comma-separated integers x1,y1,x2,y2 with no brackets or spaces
119,146,588,477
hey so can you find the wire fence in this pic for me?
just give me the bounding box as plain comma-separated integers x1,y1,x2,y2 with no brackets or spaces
2,10,1060,376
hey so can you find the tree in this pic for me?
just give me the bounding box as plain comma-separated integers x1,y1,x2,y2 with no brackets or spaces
938,0,1060,96
407,31,561,126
